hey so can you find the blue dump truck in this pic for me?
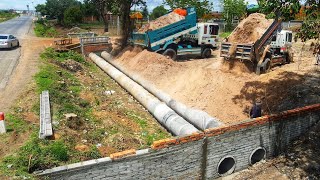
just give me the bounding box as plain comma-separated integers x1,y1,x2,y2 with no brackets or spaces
131,7,220,60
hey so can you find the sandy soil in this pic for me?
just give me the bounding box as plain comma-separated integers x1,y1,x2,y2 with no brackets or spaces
138,12,185,32
113,40,320,125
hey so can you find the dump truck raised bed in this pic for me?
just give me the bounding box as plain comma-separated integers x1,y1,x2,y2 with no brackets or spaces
220,18,293,74
131,7,220,60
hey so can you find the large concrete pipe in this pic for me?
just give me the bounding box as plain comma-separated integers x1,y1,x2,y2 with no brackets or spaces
101,51,223,130
89,53,199,136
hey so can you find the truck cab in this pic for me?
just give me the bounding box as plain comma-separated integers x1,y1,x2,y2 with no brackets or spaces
270,30,293,49
177,22,219,58
196,23,219,47
259,30,293,73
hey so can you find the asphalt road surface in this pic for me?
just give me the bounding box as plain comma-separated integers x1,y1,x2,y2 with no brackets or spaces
0,15,33,89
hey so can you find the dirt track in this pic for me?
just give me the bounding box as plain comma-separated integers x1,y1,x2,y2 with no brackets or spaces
114,40,320,125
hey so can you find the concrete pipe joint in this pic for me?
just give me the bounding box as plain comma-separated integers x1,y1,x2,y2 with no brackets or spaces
100,51,223,130
89,53,199,136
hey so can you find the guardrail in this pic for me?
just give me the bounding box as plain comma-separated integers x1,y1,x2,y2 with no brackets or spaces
80,36,110,45
39,91,53,139
67,32,95,38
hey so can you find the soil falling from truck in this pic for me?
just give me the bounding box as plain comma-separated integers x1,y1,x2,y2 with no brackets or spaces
227,13,273,44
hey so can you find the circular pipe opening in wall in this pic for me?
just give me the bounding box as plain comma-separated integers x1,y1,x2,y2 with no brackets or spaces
249,147,266,165
217,156,236,176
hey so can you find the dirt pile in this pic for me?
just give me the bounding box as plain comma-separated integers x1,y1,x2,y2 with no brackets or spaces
113,40,319,124
228,13,273,44
138,12,185,33
115,46,180,79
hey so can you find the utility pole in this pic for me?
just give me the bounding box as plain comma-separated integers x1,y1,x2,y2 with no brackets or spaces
27,4,30,15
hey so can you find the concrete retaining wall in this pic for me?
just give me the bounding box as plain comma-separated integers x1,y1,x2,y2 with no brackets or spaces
36,104,320,179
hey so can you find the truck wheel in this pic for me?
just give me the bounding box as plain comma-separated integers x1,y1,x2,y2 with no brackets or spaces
163,48,177,60
255,66,262,75
285,52,293,64
201,48,212,58
263,59,271,73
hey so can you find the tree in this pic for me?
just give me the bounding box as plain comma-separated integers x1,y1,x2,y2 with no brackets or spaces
150,5,168,19
295,0,319,42
119,0,146,48
221,0,246,31
43,0,80,24
258,0,301,20
141,5,149,18
164,0,213,18
81,0,99,17
259,0,319,42
90,0,118,32
64,6,83,27
35,4,47,16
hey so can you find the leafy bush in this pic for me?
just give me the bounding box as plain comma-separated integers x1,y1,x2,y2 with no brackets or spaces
40,47,85,64
0,11,18,22
34,20,58,37
64,6,83,27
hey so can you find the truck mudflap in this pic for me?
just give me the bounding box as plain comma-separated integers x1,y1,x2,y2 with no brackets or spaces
131,33,149,47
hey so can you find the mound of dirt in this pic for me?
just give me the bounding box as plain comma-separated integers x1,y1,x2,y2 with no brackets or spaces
228,13,273,44
113,40,319,125
138,12,185,33
115,46,180,79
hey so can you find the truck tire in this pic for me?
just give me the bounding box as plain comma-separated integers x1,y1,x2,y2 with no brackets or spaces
285,51,293,64
163,48,177,60
255,65,262,75
201,48,212,58
263,58,271,73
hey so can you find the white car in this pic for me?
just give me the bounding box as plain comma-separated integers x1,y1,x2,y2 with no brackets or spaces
0,34,20,49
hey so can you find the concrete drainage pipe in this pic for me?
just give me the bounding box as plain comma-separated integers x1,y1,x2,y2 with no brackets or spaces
101,51,223,130
89,53,199,136
249,147,266,165
217,156,236,176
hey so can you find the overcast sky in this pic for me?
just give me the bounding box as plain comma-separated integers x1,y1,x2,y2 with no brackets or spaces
0,0,258,11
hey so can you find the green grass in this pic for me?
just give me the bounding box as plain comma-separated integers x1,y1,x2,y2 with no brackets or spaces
0,12,18,23
0,133,70,178
125,110,168,146
220,31,232,39
34,20,58,37
78,22,104,29
5,114,29,133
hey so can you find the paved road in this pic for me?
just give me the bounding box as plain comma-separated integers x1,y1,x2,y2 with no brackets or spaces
0,15,33,89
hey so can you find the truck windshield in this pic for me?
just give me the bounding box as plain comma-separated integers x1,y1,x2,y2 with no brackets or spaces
0,36,8,39
286,33,292,42
209,25,219,35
